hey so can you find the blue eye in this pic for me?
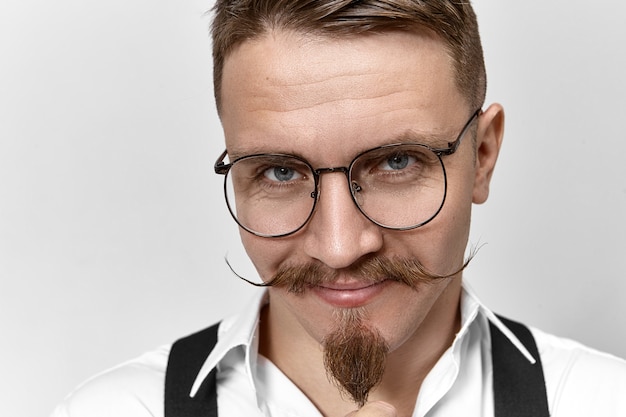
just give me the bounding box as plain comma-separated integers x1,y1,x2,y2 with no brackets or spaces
264,166,302,182
380,153,416,171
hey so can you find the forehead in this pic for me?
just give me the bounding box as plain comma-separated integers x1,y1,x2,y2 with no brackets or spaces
220,30,467,161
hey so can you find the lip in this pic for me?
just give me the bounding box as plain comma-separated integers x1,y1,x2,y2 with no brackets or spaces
312,279,389,308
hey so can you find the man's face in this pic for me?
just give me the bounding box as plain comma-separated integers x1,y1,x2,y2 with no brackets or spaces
220,29,490,358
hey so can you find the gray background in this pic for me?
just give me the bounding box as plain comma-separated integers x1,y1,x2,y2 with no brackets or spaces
1,1,625,416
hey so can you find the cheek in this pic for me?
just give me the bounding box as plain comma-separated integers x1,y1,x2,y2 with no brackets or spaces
269,287,338,343
240,231,298,281
388,198,472,277
363,278,457,352
432,164,475,259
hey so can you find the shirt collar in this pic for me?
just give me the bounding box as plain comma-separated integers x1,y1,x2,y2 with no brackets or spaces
461,281,537,364
189,280,536,397
190,289,267,397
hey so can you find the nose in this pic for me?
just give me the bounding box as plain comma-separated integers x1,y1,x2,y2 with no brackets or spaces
303,172,384,269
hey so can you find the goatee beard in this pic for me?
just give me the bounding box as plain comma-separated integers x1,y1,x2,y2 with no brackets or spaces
323,309,389,407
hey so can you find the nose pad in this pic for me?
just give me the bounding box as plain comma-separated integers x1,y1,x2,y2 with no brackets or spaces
303,173,383,269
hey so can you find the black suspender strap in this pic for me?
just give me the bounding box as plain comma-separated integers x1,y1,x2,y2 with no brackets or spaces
491,316,551,417
165,323,220,417
165,317,550,417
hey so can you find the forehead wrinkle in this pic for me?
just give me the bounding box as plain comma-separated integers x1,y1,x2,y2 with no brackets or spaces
244,76,411,115
239,94,409,118
265,67,379,88
233,81,423,125
226,38,425,114
222,30,461,121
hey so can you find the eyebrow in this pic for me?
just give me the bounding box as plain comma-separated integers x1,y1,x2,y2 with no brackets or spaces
226,147,283,161
383,130,452,148
226,129,454,161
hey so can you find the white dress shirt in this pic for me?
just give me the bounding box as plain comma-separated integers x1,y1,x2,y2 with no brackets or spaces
51,282,626,416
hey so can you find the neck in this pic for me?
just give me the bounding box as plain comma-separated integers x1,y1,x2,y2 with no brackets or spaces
370,287,462,415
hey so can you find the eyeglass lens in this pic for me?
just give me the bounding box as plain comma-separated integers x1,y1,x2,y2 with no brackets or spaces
224,144,446,237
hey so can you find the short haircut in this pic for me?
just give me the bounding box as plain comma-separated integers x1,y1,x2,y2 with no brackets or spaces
211,0,486,113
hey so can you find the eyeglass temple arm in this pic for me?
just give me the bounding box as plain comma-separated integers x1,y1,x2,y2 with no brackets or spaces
435,108,482,156
214,149,230,174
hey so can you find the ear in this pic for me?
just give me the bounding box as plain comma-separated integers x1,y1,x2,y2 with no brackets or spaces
472,103,505,204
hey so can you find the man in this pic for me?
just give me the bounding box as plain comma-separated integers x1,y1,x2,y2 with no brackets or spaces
52,1,626,416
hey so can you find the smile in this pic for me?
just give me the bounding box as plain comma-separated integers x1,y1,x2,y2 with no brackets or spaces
312,279,390,308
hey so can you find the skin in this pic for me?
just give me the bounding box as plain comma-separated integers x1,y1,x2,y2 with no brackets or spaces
219,29,504,417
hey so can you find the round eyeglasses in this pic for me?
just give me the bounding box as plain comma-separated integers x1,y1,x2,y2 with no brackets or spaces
214,109,481,238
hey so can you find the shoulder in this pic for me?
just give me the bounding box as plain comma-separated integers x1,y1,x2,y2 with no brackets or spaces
51,344,171,417
531,327,626,416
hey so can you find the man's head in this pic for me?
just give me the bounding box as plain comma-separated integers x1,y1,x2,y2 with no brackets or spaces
211,0,504,408
211,0,486,113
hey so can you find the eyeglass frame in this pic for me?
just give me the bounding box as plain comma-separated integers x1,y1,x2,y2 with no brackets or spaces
214,108,482,238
